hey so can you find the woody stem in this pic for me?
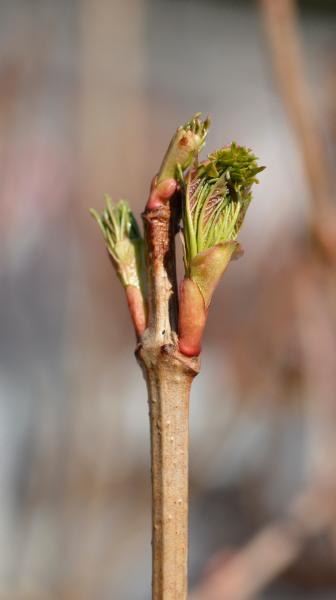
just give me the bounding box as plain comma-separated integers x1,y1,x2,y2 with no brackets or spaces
136,188,199,599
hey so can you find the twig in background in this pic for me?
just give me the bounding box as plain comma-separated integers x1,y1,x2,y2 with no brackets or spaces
259,0,336,262
190,486,336,600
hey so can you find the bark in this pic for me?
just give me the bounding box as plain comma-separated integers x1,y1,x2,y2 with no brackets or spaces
147,356,190,600
138,345,198,599
136,185,199,599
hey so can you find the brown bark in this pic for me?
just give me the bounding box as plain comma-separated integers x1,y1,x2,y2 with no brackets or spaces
138,345,198,599
137,183,199,598
142,186,179,341
146,354,190,600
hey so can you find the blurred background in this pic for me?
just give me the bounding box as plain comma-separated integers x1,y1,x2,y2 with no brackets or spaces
0,0,335,598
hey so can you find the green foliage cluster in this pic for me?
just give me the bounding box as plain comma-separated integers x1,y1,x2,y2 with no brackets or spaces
90,115,265,305
90,198,145,289
182,143,265,268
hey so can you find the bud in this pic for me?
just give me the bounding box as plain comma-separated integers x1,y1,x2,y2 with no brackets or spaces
90,197,147,336
157,113,210,183
179,143,265,356
183,143,265,268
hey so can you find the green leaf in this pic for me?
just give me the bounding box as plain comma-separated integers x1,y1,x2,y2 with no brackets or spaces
182,142,265,270
90,197,146,292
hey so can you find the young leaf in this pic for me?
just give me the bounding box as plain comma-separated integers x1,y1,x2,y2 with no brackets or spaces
90,197,146,293
182,143,265,271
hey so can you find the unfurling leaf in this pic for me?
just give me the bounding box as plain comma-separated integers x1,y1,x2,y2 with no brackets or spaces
182,143,265,271
90,197,146,292
178,141,265,356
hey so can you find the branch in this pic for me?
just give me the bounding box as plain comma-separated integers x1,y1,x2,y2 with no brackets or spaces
91,114,264,600
138,179,199,599
191,487,336,600
259,0,336,262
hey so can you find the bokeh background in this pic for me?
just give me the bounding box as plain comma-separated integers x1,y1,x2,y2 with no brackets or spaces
0,0,336,598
